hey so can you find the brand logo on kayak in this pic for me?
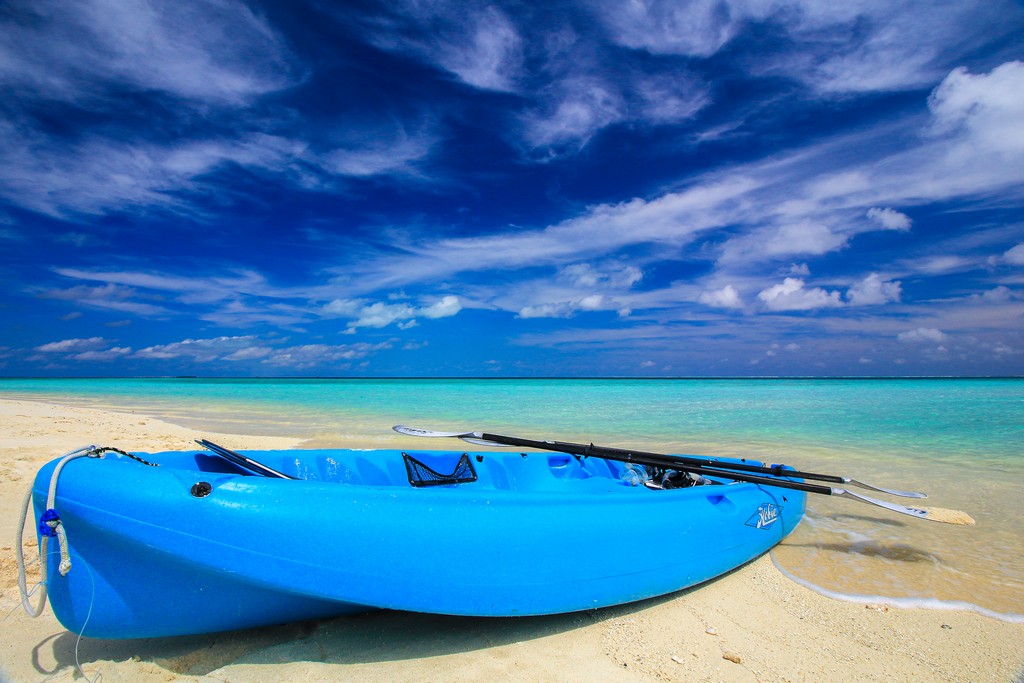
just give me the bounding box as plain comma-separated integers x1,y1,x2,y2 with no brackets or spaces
745,503,781,530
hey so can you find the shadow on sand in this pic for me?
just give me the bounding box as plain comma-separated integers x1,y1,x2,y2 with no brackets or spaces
781,540,939,563
37,583,700,677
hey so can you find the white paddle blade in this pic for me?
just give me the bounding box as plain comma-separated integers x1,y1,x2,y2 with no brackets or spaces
393,425,480,439
834,489,974,525
460,437,511,447
846,478,927,499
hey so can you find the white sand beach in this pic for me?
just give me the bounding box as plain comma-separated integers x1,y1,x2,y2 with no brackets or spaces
1,397,1022,682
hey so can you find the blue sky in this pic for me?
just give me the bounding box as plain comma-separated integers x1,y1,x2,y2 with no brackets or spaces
1,0,1023,377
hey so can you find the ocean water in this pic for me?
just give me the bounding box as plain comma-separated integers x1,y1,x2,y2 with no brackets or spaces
2,377,1022,621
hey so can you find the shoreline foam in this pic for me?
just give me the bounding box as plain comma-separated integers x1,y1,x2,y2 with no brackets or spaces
770,552,1024,625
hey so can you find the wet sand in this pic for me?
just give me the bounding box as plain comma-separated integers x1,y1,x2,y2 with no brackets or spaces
2,398,1022,682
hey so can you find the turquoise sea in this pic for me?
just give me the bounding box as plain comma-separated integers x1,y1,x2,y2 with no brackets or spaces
2,377,1022,621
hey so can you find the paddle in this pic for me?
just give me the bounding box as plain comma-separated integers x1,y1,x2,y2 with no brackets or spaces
392,425,975,526
196,439,296,479
393,426,923,497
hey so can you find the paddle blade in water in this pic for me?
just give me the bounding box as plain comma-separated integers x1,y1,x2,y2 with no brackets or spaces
916,507,976,526
835,489,975,525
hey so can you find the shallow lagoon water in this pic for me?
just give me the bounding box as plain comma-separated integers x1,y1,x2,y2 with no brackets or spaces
2,377,1021,620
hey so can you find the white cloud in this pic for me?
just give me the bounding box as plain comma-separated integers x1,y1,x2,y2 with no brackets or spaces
977,286,1017,303
900,255,976,276
757,278,842,311
0,0,296,105
846,273,902,306
75,346,132,361
0,127,309,218
48,267,322,327
261,342,392,368
321,126,437,179
345,296,463,330
593,1,1021,95
558,263,643,289
322,298,364,317
56,268,233,296
928,61,1024,155
337,176,759,293
720,220,848,264
992,343,1017,356
105,334,396,368
633,72,710,124
0,0,438,220
520,77,625,151
349,301,417,329
0,120,442,217
699,285,743,309
867,207,912,231
200,302,312,328
35,337,108,353
517,302,576,319
1004,243,1024,265
558,264,601,288
433,6,522,92
518,294,624,319
223,347,274,361
420,295,462,319
901,60,1024,200
517,69,711,155
366,3,522,93
591,0,746,58
497,262,643,320
134,336,259,361
0,112,447,217
897,327,949,344
42,281,173,316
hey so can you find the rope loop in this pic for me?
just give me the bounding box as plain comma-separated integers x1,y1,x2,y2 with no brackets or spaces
17,444,158,617
16,445,95,618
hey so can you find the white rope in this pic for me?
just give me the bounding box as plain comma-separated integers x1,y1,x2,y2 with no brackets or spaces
15,445,97,618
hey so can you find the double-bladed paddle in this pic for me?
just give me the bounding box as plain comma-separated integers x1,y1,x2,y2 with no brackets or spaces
392,425,975,526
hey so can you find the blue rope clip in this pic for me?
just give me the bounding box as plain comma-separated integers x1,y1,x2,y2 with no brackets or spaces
38,508,60,537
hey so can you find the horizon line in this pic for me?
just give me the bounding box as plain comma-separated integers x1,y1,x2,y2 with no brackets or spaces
2,375,1022,381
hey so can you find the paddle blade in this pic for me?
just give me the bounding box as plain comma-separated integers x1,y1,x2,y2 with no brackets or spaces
835,489,975,525
460,437,511,447
846,478,927,499
913,507,976,525
393,425,478,439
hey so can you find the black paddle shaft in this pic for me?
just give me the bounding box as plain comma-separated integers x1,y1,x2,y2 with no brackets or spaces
479,432,848,486
479,432,837,497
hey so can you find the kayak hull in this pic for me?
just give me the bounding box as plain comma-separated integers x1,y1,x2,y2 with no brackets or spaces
31,447,805,638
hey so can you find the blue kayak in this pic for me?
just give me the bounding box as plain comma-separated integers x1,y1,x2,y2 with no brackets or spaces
30,445,805,638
